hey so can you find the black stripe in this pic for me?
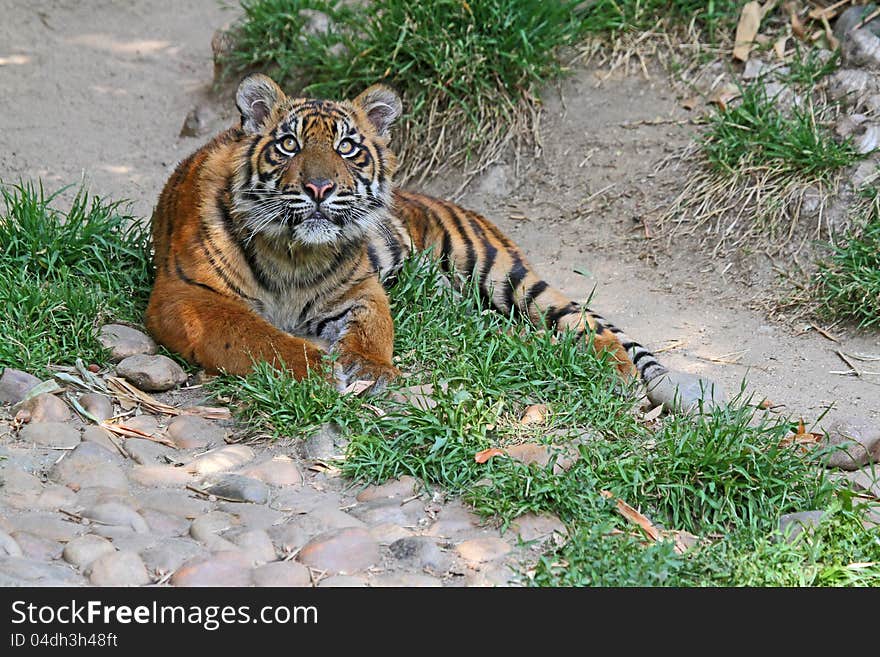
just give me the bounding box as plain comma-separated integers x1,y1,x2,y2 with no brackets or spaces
438,201,475,277
499,254,529,314
621,341,638,351
633,351,652,366
314,305,356,337
546,302,580,330
522,280,549,310
174,258,222,296
367,244,382,274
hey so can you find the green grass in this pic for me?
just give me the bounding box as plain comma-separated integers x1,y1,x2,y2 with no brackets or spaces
0,181,151,374
702,82,859,180
212,255,871,586
578,0,742,41
815,187,880,328
223,0,591,179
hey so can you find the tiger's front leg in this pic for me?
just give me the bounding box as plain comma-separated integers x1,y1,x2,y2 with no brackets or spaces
328,276,400,389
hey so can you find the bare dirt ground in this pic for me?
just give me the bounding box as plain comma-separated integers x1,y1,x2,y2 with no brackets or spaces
2,0,879,429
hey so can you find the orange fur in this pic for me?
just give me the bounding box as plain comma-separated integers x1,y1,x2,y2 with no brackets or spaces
146,74,664,387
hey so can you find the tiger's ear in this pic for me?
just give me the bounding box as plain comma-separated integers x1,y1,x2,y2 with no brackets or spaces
236,74,285,134
353,85,402,137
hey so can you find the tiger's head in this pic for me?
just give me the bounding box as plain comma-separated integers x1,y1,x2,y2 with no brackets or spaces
230,73,402,247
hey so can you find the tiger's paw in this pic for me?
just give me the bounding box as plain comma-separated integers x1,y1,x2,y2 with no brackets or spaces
645,370,727,414
334,353,400,394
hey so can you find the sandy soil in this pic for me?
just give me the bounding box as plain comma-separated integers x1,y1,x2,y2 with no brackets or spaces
2,0,878,428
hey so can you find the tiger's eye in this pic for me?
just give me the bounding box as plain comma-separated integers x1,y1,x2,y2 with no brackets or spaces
277,136,299,156
337,138,357,156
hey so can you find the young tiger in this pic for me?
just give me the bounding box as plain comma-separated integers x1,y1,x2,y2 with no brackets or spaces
146,73,725,412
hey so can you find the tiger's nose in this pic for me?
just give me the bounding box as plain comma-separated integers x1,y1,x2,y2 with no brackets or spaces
304,178,335,202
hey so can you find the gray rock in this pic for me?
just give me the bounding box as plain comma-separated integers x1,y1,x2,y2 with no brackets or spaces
139,490,212,519
645,370,727,413
124,413,163,435
138,508,190,537
778,511,827,544
271,485,340,513
166,414,227,449
124,437,176,465
426,502,487,539
17,393,71,423
827,68,878,104
280,502,366,541
822,418,880,470
128,465,194,487
0,368,41,404
204,474,269,504
219,502,283,530
356,475,419,502
0,528,23,557
12,531,63,560
455,537,512,565
229,529,277,565
190,511,239,551
79,393,114,423
742,59,768,80
267,523,311,554
81,426,121,454
389,536,451,574
82,502,150,533
62,534,116,569
116,354,186,392
10,513,85,542
252,561,310,587
108,534,159,555
19,422,81,449
369,523,414,545
508,512,567,543
187,445,255,475
171,551,254,587
140,538,207,574
835,5,880,41
303,423,348,461
844,466,880,496
843,24,880,71
349,498,424,527
87,550,150,586
297,527,379,575
50,442,128,492
98,324,157,362
240,455,303,486
0,557,81,584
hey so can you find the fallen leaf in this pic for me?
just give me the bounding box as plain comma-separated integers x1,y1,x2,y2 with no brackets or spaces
474,447,505,464
341,379,376,396
780,419,823,449
642,404,664,423
773,35,788,60
520,403,549,425
681,96,700,111
789,5,807,40
808,0,851,21
733,2,763,62
709,84,741,110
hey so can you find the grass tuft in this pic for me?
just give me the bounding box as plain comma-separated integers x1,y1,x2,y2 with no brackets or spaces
0,181,151,374
814,191,880,328
212,255,859,586
224,0,590,182
660,75,861,252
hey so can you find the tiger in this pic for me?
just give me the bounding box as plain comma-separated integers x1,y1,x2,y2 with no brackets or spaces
145,73,725,412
